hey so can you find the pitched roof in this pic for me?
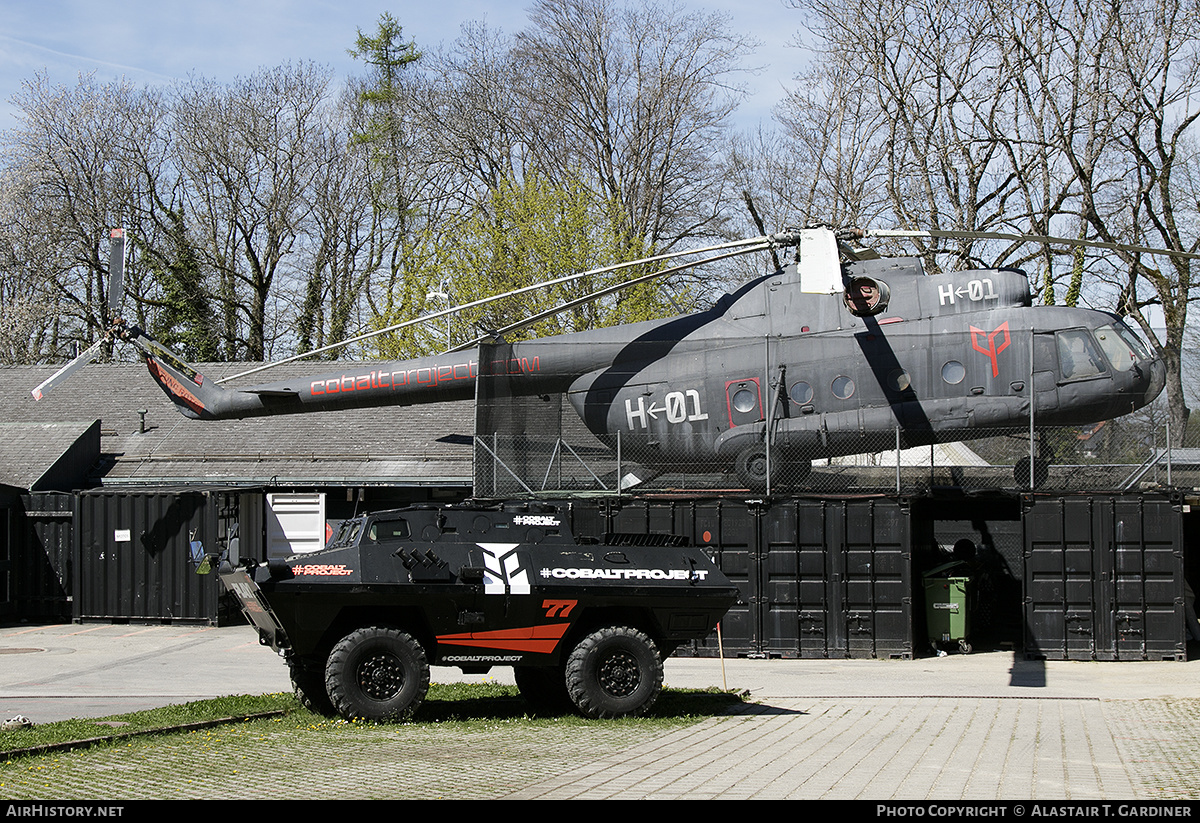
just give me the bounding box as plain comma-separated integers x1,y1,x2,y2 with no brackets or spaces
1,361,475,488
0,421,99,490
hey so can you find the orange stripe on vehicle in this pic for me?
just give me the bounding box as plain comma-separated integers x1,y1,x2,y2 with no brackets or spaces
437,623,569,653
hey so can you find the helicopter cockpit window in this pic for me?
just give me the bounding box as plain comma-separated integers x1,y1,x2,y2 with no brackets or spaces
1094,324,1136,372
1117,322,1152,360
1057,329,1107,380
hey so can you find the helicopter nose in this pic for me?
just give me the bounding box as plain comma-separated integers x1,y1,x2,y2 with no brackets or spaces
1143,356,1167,406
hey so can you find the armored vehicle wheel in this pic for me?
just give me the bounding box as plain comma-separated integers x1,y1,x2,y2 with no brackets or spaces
289,658,335,716
325,627,430,722
565,626,663,719
514,666,573,713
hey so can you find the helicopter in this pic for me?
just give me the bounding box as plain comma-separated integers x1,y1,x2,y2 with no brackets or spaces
31,225,1168,491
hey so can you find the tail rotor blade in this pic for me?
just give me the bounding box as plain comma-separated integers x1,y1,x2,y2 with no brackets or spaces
107,228,126,315
30,338,108,400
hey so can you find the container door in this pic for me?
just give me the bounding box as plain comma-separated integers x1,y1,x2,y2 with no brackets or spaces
0,503,11,619
1106,496,1184,661
266,493,327,559
1023,497,1099,659
698,501,760,656
840,499,913,659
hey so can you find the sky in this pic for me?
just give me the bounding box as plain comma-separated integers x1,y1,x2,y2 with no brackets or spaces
0,0,807,133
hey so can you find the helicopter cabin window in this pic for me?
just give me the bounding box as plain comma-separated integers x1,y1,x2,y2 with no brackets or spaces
1057,329,1107,380
789,381,814,405
888,369,913,392
941,360,965,385
831,375,855,399
731,388,757,413
368,518,411,543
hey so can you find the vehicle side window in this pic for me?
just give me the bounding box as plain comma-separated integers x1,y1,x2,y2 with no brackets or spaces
1057,330,1107,380
368,518,410,543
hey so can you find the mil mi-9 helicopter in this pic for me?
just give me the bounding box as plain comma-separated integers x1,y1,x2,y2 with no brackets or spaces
32,225,1168,491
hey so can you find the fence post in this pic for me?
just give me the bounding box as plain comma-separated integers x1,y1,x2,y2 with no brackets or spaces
764,335,772,496
895,424,902,493
1029,329,1036,488
616,428,621,496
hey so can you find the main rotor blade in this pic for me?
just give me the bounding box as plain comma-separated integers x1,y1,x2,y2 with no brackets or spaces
30,338,108,400
216,234,791,384
851,227,1200,261
448,243,773,352
107,229,127,315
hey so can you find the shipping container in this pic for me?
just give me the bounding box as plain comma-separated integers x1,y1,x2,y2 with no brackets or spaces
15,492,75,620
589,496,915,659
1022,493,1186,661
75,488,263,624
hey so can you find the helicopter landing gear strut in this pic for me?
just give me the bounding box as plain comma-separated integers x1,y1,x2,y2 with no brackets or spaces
1013,432,1054,489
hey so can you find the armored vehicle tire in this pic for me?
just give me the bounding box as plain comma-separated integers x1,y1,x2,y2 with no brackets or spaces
514,666,573,713
289,658,335,716
565,626,663,719
324,627,430,722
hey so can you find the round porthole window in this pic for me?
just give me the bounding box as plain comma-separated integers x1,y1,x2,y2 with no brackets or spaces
790,381,813,405
942,360,966,384
888,369,912,392
732,388,757,413
831,375,855,399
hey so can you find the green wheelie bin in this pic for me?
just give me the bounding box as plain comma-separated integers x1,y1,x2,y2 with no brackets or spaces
923,560,971,654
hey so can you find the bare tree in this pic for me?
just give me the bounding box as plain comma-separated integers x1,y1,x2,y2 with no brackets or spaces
296,91,380,358
512,0,757,251
1,72,156,361
784,0,1200,439
173,63,332,360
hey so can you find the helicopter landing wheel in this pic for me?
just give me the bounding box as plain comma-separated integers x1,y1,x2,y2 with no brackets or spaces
734,445,775,492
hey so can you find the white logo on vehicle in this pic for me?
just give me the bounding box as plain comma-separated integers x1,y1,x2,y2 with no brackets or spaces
540,567,709,581
513,515,560,526
478,543,530,594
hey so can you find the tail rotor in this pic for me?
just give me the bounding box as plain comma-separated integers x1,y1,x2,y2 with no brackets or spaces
31,229,129,401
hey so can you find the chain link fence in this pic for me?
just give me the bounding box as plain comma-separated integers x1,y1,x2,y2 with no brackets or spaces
470,339,1180,497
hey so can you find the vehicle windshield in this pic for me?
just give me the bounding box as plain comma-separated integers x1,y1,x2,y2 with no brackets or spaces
329,519,362,548
1094,325,1134,371
1094,322,1152,372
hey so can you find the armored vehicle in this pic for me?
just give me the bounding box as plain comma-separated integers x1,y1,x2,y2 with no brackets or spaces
218,501,739,721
